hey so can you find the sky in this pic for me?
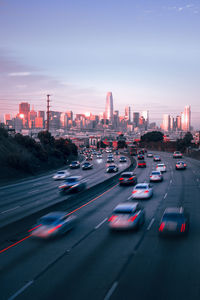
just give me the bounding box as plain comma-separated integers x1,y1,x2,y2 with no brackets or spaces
0,0,200,128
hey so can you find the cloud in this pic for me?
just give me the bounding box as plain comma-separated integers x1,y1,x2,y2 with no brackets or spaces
8,72,32,77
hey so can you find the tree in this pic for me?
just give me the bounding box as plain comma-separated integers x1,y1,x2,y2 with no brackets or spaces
141,131,164,142
38,131,54,145
183,132,193,146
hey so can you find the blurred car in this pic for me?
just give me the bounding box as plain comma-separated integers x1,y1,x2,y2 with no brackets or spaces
115,150,119,155
175,161,187,170
119,156,127,163
107,157,114,163
147,153,153,157
53,170,70,180
108,202,145,231
138,160,146,168
69,161,80,169
153,155,161,162
150,171,163,182
96,154,102,159
137,154,144,160
31,212,77,239
106,164,118,173
173,151,182,158
159,207,189,236
156,163,166,173
85,156,93,161
106,148,112,153
59,176,86,193
82,162,93,170
119,172,137,185
138,150,145,155
131,183,153,199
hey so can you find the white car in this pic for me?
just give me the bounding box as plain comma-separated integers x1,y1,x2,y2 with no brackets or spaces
147,153,153,157
150,171,163,182
156,163,166,173
131,183,153,199
173,151,182,158
53,170,70,180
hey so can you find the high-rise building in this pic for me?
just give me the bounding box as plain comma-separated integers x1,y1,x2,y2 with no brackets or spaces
182,105,191,131
105,92,114,124
133,112,140,127
176,115,182,130
19,102,30,119
4,114,11,124
162,114,170,131
141,111,149,126
125,106,131,122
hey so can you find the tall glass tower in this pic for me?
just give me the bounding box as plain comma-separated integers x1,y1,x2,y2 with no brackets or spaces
105,92,114,123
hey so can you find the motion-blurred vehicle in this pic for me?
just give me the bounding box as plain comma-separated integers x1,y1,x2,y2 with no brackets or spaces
131,183,153,199
85,156,93,161
106,164,118,173
106,148,112,153
150,171,163,182
153,155,161,162
59,176,86,193
31,212,77,239
96,154,102,158
69,161,80,169
108,202,145,231
156,163,166,173
137,154,144,160
175,161,187,170
173,151,182,158
138,150,145,155
53,170,70,180
119,156,127,163
119,172,137,185
147,153,153,157
138,160,146,168
82,162,93,170
159,207,189,236
107,157,114,163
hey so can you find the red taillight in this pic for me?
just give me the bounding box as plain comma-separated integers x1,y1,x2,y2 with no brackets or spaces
48,224,62,234
184,164,186,167
119,178,124,181
129,214,138,222
132,190,137,194
108,216,117,222
144,190,149,193
159,222,165,232
129,177,134,180
181,223,186,232
150,176,152,178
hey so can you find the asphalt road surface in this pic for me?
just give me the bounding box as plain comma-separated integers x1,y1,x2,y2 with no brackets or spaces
0,152,200,300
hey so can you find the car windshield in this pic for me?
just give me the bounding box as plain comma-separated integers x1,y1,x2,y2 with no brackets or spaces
57,171,65,174
71,161,77,164
135,185,148,189
109,165,115,168
122,174,132,178
114,207,135,214
157,164,164,167
163,213,185,222
40,216,61,225
152,172,160,175
66,178,78,183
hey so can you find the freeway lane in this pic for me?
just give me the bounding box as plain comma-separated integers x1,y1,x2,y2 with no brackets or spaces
1,152,200,300
0,153,130,228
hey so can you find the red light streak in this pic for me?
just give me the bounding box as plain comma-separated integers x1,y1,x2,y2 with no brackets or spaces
0,235,32,254
159,222,165,232
28,224,42,232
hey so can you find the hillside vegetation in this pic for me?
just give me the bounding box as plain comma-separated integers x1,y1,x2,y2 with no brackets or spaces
0,127,78,183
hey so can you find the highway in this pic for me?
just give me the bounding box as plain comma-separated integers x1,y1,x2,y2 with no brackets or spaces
0,152,200,300
0,153,130,228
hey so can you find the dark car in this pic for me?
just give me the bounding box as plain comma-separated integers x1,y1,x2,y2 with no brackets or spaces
59,176,86,193
82,162,93,170
107,157,114,163
153,155,161,162
108,202,145,231
137,154,144,160
31,212,77,239
138,160,146,168
175,161,187,170
119,156,127,163
159,207,189,236
106,164,118,173
69,161,80,169
119,172,137,185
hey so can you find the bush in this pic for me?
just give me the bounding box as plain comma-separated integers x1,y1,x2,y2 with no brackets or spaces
6,152,33,173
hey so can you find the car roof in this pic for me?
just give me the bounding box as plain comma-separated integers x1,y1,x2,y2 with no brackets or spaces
157,163,165,166
164,207,184,214
121,172,134,176
135,183,149,187
114,202,138,211
108,165,116,167
66,176,81,180
41,211,66,219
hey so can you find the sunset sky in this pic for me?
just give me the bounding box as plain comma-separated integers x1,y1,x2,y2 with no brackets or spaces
0,0,200,127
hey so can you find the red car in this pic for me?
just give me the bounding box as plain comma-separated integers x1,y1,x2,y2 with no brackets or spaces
138,160,146,168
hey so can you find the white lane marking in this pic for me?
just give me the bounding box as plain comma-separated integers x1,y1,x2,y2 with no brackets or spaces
197,178,199,182
8,280,34,300
28,190,39,194
0,206,20,214
128,195,132,200
95,218,108,230
164,193,167,199
147,218,155,231
170,179,172,184
104,281,118,300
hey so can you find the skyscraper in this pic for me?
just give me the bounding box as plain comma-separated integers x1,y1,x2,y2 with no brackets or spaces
162,114,170,131
182,105,191,131
105,92,114,124
133,112,140,127
125,106,131,122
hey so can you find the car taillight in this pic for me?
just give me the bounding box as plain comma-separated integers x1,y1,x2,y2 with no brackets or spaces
181,223,185,232
144,190,149,193
159,222,165,232
129,214,138,222
132,190,137,194
184,164,186,167
48,224,62,234
129,177,134,180
119,178,124,181
108,216,117,222
150,176,152,178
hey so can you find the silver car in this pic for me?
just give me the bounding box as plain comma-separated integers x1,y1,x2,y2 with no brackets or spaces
53,170,70,180
150,171,163,182
108,202,145,230
131,183,153,199
156,163,166,173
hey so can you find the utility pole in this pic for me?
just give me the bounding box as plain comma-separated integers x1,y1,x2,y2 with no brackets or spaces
46,94,51,131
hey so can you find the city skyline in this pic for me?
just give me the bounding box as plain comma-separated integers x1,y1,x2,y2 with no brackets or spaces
0,0,200,128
